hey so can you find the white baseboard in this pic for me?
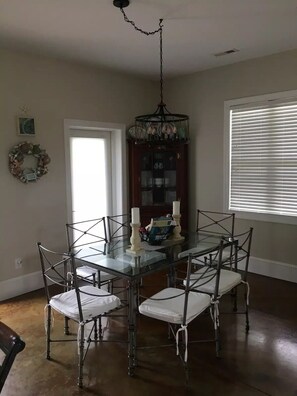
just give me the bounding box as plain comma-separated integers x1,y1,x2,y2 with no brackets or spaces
239,256,297,283
0,256,296,301
0,271,44,302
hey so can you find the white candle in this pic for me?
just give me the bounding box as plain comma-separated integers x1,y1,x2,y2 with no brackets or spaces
173,201,180,215
131,207,140,224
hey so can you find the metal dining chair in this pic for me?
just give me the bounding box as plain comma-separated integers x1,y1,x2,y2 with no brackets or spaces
106,214,131,242
138,239,228,382
185,228,253,332
37,243,121,388
66,217,116,289
0,321,25,393
195,209,236,268
196,209,235,237
105,214,132,301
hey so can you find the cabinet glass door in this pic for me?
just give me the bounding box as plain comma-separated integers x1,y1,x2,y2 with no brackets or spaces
140,151,177,206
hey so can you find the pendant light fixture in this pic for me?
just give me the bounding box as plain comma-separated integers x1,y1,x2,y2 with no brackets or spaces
113,0,189,143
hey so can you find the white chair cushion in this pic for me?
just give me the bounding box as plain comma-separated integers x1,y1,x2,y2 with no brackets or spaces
50,285,121,321
76,265,116,282
139,287,211,325
185,268,242,295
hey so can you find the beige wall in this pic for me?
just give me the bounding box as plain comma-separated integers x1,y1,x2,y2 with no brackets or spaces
0,49,157,282
1,47,297,289
166,49,297,265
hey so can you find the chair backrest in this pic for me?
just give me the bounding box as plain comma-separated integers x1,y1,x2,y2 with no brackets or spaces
196,209,235,238
66,217,108,252
106,214,131,242
228,228,253,280
182,238,231,326
0,322,25,393
38,243,73,305
37,243,120,323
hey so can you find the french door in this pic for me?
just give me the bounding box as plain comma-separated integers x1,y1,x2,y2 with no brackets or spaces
64,119,127,228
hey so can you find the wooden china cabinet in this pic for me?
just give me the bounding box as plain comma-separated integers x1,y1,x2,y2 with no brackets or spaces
128,140,189,230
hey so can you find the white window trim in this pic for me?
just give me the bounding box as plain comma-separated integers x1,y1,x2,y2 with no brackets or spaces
224,89,297,225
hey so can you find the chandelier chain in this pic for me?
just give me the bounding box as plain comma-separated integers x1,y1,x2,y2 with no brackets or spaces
119,6,164,105
115,2,189,142
120,7,162,36
159,19,164,105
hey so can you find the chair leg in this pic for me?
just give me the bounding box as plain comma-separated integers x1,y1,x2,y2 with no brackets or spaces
167,323,171,340
77,324,85,388
64,316,70,335
94,319,98,340
98,317,103,340
45,305,51,359
232,287,238,312
211,303,220,357
245,303,250,333
215,325,221,357
244,282,250,333
181,331,189,385
108,279,113,294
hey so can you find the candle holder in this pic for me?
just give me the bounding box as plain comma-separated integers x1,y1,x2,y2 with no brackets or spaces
171,214,185,241
126,223,143,254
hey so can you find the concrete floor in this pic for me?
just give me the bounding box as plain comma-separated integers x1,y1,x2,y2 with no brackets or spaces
1,272,297,396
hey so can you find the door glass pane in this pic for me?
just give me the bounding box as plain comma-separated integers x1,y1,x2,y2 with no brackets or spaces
71,137,108,225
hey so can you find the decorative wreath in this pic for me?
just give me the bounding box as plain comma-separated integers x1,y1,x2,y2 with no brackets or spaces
8,141,51,183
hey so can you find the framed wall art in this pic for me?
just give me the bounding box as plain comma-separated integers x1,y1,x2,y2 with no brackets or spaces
17,116,35,136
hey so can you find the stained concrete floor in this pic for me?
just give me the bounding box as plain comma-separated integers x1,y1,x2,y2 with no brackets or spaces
1,272,297,396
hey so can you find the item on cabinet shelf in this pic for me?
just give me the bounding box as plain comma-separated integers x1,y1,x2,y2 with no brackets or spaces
153,161,163,170
141,171,152,187
140,216,175,245
154,178,163,187
141,191,153,206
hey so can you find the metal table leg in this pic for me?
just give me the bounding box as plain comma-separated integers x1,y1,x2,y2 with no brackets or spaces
127,278,138,376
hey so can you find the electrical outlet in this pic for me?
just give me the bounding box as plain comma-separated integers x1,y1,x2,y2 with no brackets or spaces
15,258,23,269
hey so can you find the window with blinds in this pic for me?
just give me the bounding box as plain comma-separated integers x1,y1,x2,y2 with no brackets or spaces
227,94,297,220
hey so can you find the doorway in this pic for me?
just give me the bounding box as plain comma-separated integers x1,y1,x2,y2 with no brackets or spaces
64,119,127,225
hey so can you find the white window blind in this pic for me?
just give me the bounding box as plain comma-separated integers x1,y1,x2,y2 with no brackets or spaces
229,99,297,217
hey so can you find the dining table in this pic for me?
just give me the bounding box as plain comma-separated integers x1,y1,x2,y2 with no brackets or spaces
73,232,230,376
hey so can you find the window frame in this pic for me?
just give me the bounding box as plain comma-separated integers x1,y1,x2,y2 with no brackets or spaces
224,89,297,225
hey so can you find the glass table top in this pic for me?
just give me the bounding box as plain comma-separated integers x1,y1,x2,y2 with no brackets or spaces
73,232,225,280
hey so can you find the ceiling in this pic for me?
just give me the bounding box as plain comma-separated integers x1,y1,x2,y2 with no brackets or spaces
1,0,297,80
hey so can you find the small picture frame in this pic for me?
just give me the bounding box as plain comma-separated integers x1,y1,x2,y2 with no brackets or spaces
17,116,35,136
